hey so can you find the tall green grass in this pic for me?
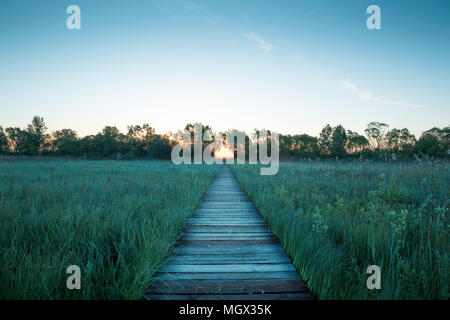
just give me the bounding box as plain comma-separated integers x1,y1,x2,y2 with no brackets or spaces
232,161,448,299
0,160,218,299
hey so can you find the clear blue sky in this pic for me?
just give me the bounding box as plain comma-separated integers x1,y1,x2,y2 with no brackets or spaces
0,0,449,137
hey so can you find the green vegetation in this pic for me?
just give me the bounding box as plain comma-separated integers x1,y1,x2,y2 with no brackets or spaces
232,161,449,299
0,160,218,299
1,117,448,160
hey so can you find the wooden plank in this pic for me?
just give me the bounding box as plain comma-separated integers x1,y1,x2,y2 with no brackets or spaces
202,200,252,202
188,217,264,221
192,215,261,219
205,192,247,195
186,226,270,233
181,235,276,241
160,264,296,273
187,219,266,224
199,203,255,207
146,279,308,294
173,245,285,255
193,212,259,215
182,232,273,236
195,210,258,213
154,271,301,281
186,222,267,226
145,292,314,300
179,239,278,246
145,165,313,300
167,254,291,265
195,208,257,211
193,212,260,215
183,231,272,235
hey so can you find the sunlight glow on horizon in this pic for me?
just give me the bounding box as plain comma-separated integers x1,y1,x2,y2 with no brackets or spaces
214,145,234,159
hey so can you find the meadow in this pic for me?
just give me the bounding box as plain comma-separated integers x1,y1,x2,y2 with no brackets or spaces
0,159,448,300
232,161,449,299
0,160,218,299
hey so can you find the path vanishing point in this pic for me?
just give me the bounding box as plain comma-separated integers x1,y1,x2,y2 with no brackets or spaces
145,165,313,300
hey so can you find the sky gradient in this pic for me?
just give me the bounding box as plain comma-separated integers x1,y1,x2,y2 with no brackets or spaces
0,0,449,137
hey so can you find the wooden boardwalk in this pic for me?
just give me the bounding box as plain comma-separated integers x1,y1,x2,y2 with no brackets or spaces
145,165,313,300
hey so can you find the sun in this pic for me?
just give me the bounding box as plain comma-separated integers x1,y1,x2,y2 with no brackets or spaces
214,145,234,159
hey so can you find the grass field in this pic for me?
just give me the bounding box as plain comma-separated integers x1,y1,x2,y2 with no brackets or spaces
0,160,218,299
232,161,449,299
1,160,448,300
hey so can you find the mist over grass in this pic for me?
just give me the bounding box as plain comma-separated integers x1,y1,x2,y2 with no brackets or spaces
232,161,449,299
1,159,447,299
0,160,218,299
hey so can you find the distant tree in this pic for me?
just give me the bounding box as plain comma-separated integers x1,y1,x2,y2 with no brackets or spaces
346,130,369,153
365,122,389,150
142,124,156,144
292,134,319,157
147,137,172,159
319,124,333,155
279,134,294,158
5,117,47,155
52,129,79,155
385,128,416,153
5,127,29,154
26,116,47,155
127,125,143,140
126,125,145,157
330,125,347,158
78,135,95,158
2,115,448,160
0,126,9,154
95,126,121,157
415,126,449,157
415,134,441,157
54,129,78,140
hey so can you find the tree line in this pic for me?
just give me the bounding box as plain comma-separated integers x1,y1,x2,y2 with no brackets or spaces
279,122,449,160
0,116,448,160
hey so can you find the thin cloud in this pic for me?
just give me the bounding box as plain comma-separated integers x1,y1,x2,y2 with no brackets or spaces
342,80,427,109
244,32,275,51
177,0,203,11
342,80,357,94
359,91,374,101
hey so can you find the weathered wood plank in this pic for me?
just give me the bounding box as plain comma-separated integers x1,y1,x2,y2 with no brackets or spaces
187,220,266,224
160,264,297,273
186,226,271,233
190,217,263,220
145,292,314,300
173,244,285,255
155,271,301,281
181,235,276,241
182,232,273,236
186,222,267,226
145,165,313,300
147,279,308,294
195,208,258,211
167,254,291,265
154,271,301,281
179,239,279,246
192,215,262,219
